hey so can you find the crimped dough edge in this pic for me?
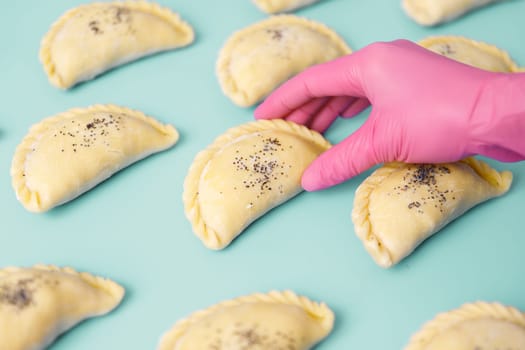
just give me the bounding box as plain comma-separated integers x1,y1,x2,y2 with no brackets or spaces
419,35,520,72
0,264,125,310
10,104,179,213
352,163,402,268
461,156,512,191
216,14,351,107
182,119,331,250
405,301,525,349
157,290,335,350
39,0,195,89
351,157,512,268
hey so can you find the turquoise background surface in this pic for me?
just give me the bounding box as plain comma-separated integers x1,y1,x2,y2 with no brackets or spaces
1,0,524,348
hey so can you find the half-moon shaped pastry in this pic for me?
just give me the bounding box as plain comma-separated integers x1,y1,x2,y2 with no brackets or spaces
11,104,179,213
216,15,351,107
183,119,330,250
0,265,124,350
419,36,519,72
402,0,503,26
158,290,334,350
252,0,322,14
40,1,194,89
352,158,512,268
405,302,525,349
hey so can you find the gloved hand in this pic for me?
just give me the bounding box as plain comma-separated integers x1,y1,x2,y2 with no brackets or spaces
254,39,525,191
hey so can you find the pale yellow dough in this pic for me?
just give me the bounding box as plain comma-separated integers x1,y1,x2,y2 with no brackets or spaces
419,36,519,72
11,104,179,213
402,0,503,26
252,0,322,14
405,302,525,349
157,290,334,350
352,158,512,268
0,265,124,350
216,15,351,107
183,119,330,250
40,1,194,89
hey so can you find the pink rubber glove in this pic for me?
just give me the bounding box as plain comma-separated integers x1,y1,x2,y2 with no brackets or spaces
254,39,525,191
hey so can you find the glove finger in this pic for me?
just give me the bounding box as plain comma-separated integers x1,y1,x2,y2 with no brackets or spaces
254,54,366,120
309,96,355,133
285,97,330,126
301,120,379,191
341,98,370,118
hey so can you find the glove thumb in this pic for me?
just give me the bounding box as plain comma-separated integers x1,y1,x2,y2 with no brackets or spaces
302,120,379,191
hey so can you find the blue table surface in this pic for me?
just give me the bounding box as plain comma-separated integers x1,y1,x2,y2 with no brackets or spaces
1,0,524,349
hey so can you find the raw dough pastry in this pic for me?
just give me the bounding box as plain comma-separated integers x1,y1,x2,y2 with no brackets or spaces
352,158,512,268
405,302,525,349
11,104,179,213
402,0,504,26
0,265,124,350
216,15,351,107
183,119,330,250
40,1,194,89
252,0,322,14
419,36,519,72
158,290,334,350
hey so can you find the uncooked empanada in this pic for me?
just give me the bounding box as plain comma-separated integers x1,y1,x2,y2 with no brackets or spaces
405,302,525,349
402,0,503,26
40,1,194,89
158,290,334,350
0,265,124,350
216,15,351,107
352,158,512,268
11,104,179,213
252,0,322,14
419,36,519,72
183,119,330,249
